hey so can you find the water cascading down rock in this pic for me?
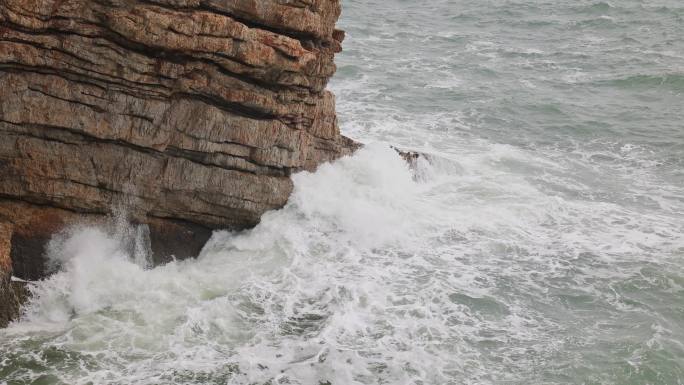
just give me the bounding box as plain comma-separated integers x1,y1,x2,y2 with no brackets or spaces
0,0,357,326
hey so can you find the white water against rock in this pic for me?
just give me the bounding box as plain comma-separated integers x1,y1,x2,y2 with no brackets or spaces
2,1,684,384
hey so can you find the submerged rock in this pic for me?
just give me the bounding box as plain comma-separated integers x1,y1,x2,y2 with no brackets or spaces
0,0,358,325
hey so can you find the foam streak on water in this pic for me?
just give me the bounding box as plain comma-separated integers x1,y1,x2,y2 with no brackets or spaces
2,0,684,384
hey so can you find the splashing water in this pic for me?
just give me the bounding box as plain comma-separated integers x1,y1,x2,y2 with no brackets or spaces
3,0,684,384
2,142,683,384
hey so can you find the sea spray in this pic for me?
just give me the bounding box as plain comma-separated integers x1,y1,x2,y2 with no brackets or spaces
2,145,439,384
2,136,684,384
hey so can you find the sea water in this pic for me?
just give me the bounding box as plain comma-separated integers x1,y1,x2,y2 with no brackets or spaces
1,1,683,384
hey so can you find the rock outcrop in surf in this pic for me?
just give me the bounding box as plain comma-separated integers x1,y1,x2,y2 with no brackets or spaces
0,0,357,326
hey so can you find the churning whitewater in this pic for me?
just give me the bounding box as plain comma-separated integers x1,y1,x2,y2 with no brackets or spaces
2,0,684,384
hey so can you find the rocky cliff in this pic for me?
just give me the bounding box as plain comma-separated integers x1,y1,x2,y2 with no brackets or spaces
0,0,357,326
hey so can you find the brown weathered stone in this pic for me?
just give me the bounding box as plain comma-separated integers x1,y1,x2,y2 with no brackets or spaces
0,0,359,324
1,221,24,327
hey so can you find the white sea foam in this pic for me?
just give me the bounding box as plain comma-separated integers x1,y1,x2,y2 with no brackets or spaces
2,139,682,384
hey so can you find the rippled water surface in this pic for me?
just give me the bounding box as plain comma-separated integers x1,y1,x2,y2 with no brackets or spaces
2,1,684,384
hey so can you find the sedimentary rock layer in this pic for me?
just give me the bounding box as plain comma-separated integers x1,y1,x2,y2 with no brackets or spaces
0,0,357,326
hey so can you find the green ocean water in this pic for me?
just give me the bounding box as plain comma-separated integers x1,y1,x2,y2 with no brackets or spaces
1,1,683,384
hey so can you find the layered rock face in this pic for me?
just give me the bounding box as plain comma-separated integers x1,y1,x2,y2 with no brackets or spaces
0,0,357,326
